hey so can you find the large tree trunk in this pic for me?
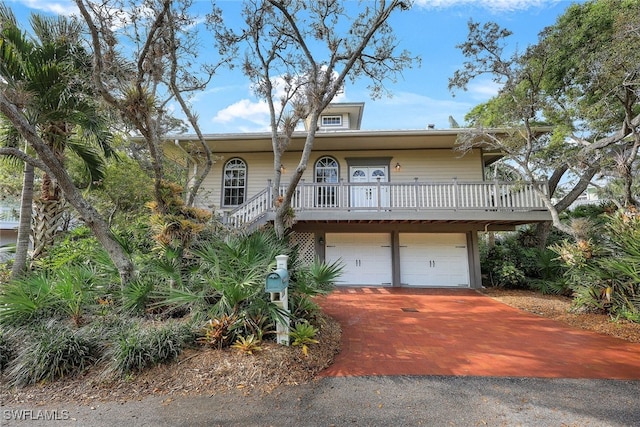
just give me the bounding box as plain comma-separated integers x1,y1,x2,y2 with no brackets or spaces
534,221,553,250
10,162,34,280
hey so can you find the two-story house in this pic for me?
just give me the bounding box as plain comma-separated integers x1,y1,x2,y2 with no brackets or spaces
165,102,551,288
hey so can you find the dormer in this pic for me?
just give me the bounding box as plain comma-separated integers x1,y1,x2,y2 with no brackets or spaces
304,102,365,132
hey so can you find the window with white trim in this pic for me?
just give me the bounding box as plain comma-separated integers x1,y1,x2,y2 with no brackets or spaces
315,156,339,207
222,158,246,206
321,115,342,127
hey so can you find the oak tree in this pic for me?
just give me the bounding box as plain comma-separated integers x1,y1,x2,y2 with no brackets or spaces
449,0,640,244
211,0,418,237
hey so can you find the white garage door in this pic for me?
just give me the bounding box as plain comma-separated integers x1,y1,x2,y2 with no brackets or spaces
399,233,470,287
325,233,392,286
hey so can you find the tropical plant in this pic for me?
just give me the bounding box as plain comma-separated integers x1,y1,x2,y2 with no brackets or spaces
0,7,117,266
293,258,343,296
196,315,238,349
50,264,101,327
0,6,134,286
230,334,262,355
290,321,319,357
147,180,212,254
155,229,288,327
0,271,56,325
553,209,640,320
120,279,155,315
0,262,108,326
152,228,342,344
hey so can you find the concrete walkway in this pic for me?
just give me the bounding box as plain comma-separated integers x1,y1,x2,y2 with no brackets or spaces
317,288,640,379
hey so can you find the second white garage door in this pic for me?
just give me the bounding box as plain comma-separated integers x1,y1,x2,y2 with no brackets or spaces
325,233,392,286
400,233,470,287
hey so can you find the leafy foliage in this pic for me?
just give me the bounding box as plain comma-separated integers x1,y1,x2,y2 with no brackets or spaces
230,334,262,355
552,209,640,321
0,271,56,324
147,180,213,259
0,220,342,380
480,227,566,292
290,321,319,357
197,315,238,349
84,154,155,227
0,263,106,326
31,226,104,270
450,0,640,237
153,228,339,345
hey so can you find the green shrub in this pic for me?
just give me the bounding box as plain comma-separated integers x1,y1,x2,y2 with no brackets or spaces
106,321,194,376
7,321,99,386
494,262,526,287
480,228,568,290
32,227,102,270
0,264,104,326
0,272,56,325
552,209,640,320
120,279,155,314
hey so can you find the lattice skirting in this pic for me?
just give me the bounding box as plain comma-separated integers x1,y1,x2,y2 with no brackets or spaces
289,232,315,265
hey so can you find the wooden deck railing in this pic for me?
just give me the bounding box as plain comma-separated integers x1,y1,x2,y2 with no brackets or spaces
223,180,549,227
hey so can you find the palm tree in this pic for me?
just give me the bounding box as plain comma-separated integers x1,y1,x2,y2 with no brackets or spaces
0,6,115,274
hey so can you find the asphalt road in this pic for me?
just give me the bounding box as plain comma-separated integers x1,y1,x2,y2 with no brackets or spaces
2,376,639,426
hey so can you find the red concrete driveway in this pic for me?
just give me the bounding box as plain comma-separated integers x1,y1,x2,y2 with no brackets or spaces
317,288,640,379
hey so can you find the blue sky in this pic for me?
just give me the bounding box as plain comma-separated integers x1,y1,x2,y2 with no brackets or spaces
6,0,580,133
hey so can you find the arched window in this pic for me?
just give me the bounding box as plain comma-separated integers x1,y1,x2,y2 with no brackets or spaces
222,158,246,206
314,156,339,207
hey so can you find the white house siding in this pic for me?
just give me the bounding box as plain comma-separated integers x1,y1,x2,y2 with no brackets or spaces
195,149,483,212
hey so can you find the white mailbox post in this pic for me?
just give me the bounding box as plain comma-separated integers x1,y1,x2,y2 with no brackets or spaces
265,254,290,346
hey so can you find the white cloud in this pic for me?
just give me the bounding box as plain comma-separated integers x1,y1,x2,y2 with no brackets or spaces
213,99,270,125
414,0,561,13
467,79,502,100
10,0,77,16
212,73,349,130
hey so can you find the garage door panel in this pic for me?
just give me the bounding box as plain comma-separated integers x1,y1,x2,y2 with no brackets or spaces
326,233,392,286
399,233,469,287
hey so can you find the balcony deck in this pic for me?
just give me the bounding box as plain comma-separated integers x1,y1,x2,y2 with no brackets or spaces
223,180,551,229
